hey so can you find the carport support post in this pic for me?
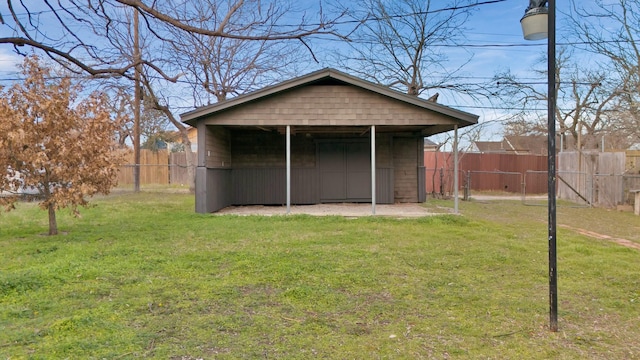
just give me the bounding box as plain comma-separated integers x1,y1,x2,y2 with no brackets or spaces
371,125,376,215
286,125,291,214
454,125,459,214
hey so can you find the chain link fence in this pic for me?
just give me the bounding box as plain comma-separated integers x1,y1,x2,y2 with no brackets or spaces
424,167,638,209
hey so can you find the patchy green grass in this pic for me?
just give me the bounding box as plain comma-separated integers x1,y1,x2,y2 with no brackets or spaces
1,193,639,359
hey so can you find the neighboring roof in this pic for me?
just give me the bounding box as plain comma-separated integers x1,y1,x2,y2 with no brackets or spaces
504,135,547,155
474,135,551,155
475,141,505,153
424,138,439,147
181,68,478,128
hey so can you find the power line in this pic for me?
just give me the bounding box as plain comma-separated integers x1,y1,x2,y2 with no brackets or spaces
319,36,640,48
4,0,507,31
4,1,637,50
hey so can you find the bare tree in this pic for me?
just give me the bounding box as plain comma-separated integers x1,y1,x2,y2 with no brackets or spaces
1,1,345,79
334,0,475,98
570,0,640,148
106,85,135,147
169,1,308,105
103,84,172,150
495,48,623,150
2,1,348,193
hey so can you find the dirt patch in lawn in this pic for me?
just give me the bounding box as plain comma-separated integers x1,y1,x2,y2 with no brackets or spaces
560,224,640,251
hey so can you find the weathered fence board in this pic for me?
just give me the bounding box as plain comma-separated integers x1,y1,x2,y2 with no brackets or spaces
557,151,625,207
169,152,197,185
118,149,169,185
424,152,548,194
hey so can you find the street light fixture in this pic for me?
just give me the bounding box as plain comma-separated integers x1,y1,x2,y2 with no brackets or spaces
520,0,558,332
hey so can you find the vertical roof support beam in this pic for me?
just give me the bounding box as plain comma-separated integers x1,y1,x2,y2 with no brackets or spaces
371,125,376,215
286,125,291,214
454,125,459,214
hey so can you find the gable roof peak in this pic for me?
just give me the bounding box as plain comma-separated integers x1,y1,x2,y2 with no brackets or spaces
181,68,478,126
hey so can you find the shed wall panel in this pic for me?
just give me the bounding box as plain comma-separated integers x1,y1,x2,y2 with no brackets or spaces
291,168,320,204
208,168,233,212
376,168,394,204
195,167,232,213
229,167,319,205
195,167,207,213
232,168,285,205
346,142,372,200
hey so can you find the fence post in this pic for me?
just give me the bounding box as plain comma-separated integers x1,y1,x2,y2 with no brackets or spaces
439,168,444,197
521,171,526,202
463,171,470,201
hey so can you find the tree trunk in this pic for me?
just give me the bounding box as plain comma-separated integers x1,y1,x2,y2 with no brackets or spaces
139,77,196,193
48,203,58,236
185,141,196,193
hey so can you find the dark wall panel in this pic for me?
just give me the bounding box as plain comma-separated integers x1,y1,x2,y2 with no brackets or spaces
418,166,426,202
229,166,389,206
291,168,319,204
207,168,233,212
318,142,347,201
205,132,404,208
231,167,320,205
346,142,372,200
376,168,394,204
232,168,286,205
318,140,374,202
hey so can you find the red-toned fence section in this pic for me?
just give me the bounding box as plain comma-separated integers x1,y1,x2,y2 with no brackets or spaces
424,152,548,195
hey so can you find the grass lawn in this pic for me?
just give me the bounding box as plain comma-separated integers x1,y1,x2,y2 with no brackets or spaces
1,193,639,359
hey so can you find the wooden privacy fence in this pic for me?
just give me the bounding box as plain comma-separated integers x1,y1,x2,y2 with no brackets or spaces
423,152,548,195
558,151,635,208
169,152,197,185
424,150,639,208
117,150,195,185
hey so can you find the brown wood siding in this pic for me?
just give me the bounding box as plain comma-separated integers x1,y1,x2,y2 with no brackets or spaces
205,126,231,168
394,137,419,202
200,85,459,127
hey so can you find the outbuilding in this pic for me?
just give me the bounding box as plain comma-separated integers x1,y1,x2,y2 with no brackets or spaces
181,68,478,213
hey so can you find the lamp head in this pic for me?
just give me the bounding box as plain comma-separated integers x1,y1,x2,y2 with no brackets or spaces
521,3,548,40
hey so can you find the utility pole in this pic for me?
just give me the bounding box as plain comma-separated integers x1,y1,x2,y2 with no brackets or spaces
133,8,141,193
